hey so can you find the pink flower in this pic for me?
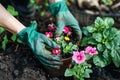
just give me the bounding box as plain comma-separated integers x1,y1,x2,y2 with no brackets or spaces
72,51,86,64
56,37,61,41
63,26,70,34
45,32,53,38
52,48,61,55
85,46,98,55
48,24,56,31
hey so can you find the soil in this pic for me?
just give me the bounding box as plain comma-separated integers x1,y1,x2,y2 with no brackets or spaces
0,0,120,80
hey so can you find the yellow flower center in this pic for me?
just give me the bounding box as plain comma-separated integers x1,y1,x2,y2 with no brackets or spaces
64,36,70,41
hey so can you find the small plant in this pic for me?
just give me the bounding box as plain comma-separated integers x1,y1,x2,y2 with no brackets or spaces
0,5,22,50
64,46,98,80
81,17,120,67
45,24,78,57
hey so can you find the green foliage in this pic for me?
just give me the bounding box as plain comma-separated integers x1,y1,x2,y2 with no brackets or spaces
2,35,8,50
102,0,113,5
64,62,92,80
1,33,22,51
30,0,37,3
56,36,78,55
7,5,18,16
11,34,17,42
0,5,23,51
0,27,5,34
63,42,77,54
40,11,45,17
81,17,120,67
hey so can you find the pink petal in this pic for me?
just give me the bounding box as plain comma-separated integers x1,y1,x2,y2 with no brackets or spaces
72,51,86,64
85,46,98,55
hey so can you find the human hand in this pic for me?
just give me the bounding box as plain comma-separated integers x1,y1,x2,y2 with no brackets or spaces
17,21,62,69
49,1,82,42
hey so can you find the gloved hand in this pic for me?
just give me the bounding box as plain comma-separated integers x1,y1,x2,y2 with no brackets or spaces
49,0,82,42
17,21,62,69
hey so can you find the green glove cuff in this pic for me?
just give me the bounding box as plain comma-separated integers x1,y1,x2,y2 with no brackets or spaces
17,21,39,44
49,1,69,15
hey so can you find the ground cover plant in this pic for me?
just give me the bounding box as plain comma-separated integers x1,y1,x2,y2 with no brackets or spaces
81,17,120,68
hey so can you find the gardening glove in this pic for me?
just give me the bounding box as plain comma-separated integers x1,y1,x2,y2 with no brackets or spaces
49,0,82,42
17,21,62,69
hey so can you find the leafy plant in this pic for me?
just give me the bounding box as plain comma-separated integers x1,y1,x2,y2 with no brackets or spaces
7,5,18,16
0,5,22,50
65,62,92,80
64,45,98,80
45,24,78,56
81,17,120,67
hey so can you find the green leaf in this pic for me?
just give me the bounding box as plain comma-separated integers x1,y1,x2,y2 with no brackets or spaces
84,69,93,78
103,28,117,40
85,54,93,60
64,68,73,77
97,44,105,52
93,54,109,67
104,17,114,27
40,11,45,17
11,34,17,42
110,31,120,47
2,35,8,50
86,26,96,33
80,37,97,47
30,0,36,3
17,38,22,43
95,17,105,30
110,47,120,67
92,33,102,42
62,40,67,48
63,42,77,54
0,27,5,34
103,49,111,63
102,0,113,5
104,41,111,49
71,44,78,51
7,5,18,16
82,27,89,36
